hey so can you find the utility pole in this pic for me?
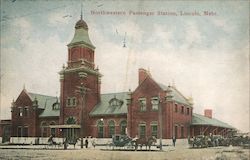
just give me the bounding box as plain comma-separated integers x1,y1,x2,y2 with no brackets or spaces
158,93,163,151
76,83,89,149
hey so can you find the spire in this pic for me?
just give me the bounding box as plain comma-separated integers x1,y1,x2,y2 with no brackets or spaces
81,3,83,20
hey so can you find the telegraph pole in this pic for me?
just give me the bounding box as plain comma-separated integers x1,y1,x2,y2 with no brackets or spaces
158,93,163,151
76,83,89,149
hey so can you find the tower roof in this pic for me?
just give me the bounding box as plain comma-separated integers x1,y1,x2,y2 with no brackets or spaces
75,19,88,30
68,17,95,49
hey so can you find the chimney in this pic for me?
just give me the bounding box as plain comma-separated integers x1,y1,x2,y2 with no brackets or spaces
138,68,151,85
204,109,212,118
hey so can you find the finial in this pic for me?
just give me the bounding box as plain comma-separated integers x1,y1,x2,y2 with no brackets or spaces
172,80,176,88
62,63,65,69
23,83,25,90
81,3,83,20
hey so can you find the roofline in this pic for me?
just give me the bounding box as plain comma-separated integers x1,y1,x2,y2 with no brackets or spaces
192,113,235,129
28,92,57,98
89,113,127,117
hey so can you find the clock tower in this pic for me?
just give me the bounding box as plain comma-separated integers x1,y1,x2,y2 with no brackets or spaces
59,14,101,140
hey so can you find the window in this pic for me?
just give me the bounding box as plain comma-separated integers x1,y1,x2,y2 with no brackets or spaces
151,122,158,138
18,107,23,117
139,98,146,112
120,120,127,135
41,122,48,137
108,120,115,138
151,97,159,111
52,102,60,110
67,97,77,107
66,117,76,124
50,122,56,136
23,127,28,137
67,98,71,106
17,126,28,137
181,106,184,114
174,125,178,138
109,97,123,107
181,126,184,138
187,108,190,115
72,98,76,106
97,120,104,138
175,104,178,112
17,127,22,137
139,124,146,138
23,107,28,117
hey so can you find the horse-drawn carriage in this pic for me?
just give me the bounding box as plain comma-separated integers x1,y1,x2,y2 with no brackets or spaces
110,134,157,151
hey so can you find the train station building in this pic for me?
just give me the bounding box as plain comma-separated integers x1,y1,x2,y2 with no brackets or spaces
0,16,235,143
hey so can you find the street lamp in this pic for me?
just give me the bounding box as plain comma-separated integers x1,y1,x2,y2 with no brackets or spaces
76,83,89,148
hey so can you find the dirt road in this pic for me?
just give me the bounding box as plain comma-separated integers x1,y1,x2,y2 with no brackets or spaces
0,146,249,160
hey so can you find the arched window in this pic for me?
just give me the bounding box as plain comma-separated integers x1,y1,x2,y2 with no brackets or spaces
97,120,104,138
66,117,76,124
108,120,115,138
41,121,48,137
120,120,127,135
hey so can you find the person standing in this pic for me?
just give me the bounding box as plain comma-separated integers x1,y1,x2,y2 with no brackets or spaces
91,137,96,148
85,137,89,148
172,136,176,147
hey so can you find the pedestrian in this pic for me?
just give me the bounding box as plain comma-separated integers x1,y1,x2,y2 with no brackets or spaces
91,137,96,148
172,136,176,147
64,137,68,150
85,137,88,148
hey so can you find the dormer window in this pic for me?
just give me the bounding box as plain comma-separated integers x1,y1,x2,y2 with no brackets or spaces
52,102,60,110
109,97,123,107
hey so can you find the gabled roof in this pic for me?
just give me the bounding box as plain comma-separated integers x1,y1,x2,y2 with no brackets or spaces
28,92,60,117
90,92,129,116
158,83,191,106
192,113,234,129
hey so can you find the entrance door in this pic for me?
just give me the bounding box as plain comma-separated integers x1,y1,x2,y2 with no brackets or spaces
65,128,78,144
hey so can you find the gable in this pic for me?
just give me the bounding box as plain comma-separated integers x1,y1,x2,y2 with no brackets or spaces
15,89,33,106
158,83,191,106
133,76,163,96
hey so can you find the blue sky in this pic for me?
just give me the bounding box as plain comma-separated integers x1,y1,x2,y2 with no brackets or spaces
1,0,249,132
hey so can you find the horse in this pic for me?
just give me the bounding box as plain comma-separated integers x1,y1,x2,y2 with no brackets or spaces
47,135,62,149
135,136,157,151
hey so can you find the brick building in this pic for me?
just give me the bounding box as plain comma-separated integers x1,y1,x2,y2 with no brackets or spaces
0,16,235,143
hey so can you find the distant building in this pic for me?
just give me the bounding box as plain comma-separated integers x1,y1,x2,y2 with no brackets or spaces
0,16,235,143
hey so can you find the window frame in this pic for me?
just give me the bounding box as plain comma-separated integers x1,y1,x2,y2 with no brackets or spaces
139,98,147,112
139,123,146,138
151,97,159,111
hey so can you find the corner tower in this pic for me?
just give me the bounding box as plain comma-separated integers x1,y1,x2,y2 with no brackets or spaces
59,14,101,139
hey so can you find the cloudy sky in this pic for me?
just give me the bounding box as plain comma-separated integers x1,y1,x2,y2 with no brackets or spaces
1,0,249,132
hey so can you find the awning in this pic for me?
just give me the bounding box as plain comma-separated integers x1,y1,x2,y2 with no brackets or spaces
49,125,81,129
